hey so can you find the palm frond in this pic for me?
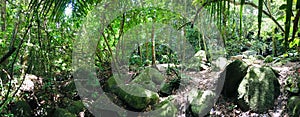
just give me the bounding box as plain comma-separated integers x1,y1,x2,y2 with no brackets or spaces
28,0,101,21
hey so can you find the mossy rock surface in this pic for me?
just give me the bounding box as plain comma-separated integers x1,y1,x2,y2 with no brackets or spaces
106,76,125,93
153,98,178,117
189,90,215,117
222,60,249,98
287,96,300,117
159,81,173,95
132,67,164,92
53,108,76,117
114,83,159,110
237,67,280,113
159,77,180,96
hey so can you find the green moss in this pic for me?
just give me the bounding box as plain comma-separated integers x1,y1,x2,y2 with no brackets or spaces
288,96,300,117
238,67,280,113
132,67,165,92
114,83,159,110
153,99,177,117
189,90,215,117
106,76,124,93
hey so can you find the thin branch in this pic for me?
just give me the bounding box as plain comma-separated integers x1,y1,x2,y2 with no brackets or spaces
229,0,285,33
0,47,16,64
193,0,285,33
263,0,272,17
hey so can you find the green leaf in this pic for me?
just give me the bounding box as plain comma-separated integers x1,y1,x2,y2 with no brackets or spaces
192,0,201,6
289,38,300,48
279,4,287,10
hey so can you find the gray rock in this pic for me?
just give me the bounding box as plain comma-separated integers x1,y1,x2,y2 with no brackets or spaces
153,98,178,117
287,96,300,117
237,67,280,113
132,67,165,92
222,60,249,98
113,83,159,110
189,90,215,117
159,77,180,96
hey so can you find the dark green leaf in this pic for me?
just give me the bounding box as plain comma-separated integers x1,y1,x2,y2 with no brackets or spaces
279,4,287,10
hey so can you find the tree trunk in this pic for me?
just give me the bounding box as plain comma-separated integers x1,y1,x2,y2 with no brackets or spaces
151,24,156,67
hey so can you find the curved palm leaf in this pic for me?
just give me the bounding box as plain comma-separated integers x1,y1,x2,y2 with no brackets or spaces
28,0,101,21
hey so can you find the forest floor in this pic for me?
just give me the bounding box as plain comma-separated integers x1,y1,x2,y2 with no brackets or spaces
169,59,299,117
94,58,300,117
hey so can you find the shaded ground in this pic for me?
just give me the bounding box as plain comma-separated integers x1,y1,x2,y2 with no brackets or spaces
174,61,300,117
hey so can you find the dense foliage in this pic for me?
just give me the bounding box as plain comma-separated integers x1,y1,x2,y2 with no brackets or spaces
0,0,299,116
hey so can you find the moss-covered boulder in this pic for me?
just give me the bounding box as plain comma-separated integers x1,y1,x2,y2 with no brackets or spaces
237,67,280,113
159,81,173,96
159,77,181,96
185,50,207,71
188,90,215,117
132,67,165,92
11,100,33,117
66,101,85,114
106,76,118,89
287,96,300,117
53,108,76,117
113,83,159,110
92,94,126,116
106,76,126,93
153,98,178,117
222,60,249,98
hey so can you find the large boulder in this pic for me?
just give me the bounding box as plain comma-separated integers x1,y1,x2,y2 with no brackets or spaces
159,76,181,96
185,50,208,71
152,98,178,117
132,67,165,92
113,83,159,110
287,96,300,117
106,75,160,110
106,76,122,93
237,67,280,113
92,94,126,116
222,60,249,98
188,90,215,117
